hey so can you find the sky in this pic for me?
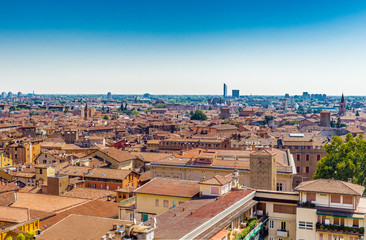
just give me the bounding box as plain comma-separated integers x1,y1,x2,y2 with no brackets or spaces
1,0,366,95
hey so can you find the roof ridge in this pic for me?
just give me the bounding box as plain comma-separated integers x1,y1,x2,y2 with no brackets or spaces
340,180,361,195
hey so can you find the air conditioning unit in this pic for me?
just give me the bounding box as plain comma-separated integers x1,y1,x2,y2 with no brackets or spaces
256,210,263,216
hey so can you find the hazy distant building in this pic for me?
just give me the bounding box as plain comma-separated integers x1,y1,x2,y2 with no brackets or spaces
302,92,310,99
339,94,346,116
232,89,239,98
7,92,13,98
17,92,22,97
1,92,6,98
285,93,290,98
223,83,227,98
107,92,112,99
320,111,331,127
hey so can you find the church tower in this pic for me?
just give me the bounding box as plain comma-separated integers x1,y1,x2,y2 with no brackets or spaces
339,94,346,116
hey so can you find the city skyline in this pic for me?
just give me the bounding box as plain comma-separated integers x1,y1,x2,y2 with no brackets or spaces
1,1,366,95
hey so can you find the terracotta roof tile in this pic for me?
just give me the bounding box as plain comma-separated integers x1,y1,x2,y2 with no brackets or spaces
295,179,365,196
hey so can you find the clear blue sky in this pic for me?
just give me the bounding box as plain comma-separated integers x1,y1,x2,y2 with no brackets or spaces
1,0,366,95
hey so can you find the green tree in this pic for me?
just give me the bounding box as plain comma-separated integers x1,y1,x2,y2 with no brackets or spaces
103,115,110,120
131,110,140,115
336,117,346,128
25,230,36,240
155,103,166,108
314,134,366,188
5,236,13,240
190,110,207,121
15,234,25,240
264,115,275,124
330,119,336,128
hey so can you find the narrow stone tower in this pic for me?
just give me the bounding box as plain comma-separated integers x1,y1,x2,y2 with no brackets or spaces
249,149,277,191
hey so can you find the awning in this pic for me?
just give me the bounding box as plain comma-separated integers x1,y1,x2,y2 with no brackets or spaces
209,229,230,240
317,210,365,219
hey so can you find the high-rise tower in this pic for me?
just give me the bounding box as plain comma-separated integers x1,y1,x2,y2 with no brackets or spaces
84,103,88,120
223,83,227,98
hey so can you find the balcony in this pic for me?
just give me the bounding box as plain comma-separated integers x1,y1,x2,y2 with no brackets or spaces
316,223,365,236
277,229,289,237
298,201,315,208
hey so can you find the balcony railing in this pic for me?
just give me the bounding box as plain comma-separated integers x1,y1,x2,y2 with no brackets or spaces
277,229,289,237
316,223,365,236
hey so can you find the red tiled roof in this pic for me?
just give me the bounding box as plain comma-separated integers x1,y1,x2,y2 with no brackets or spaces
135,178,199,198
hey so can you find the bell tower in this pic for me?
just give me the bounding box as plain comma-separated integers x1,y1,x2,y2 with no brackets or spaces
339,93,346,116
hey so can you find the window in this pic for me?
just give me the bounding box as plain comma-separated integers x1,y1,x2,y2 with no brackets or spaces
273,204,296,214
317,155,321,161
306,192,316,202
331,194,341,203
319,233,323,240
173,201,176,208
343,195,353,204
305,222,313,230
281,221,286,230
353,219,359,227
269,220,274,229
155,199,159,207
306,167,309,173
100,184,103,189
334,217,339,225
269,238,274,240
39,169,43,174
296,166,300,173
297,154,300,161
88,183,90,188
211,187,219,195
94,184,96,188
299,221,306,229
306,154,310,161
163,200,169,207
276,183,283,191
